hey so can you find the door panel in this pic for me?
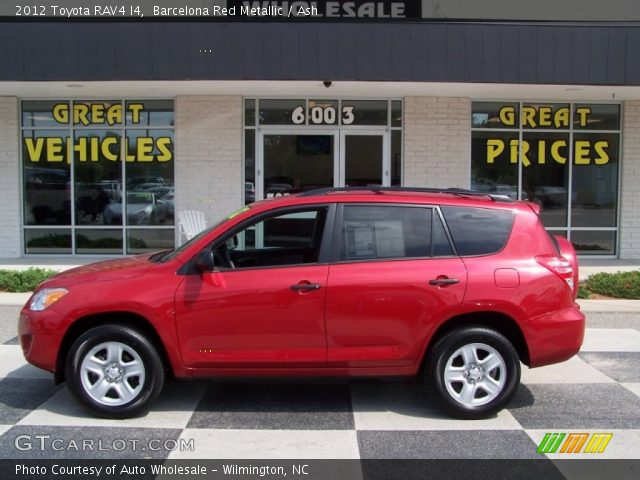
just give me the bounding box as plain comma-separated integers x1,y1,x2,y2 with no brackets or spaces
174,205,333,369
325,204,466,368
175,265,329,368
325,259,467,367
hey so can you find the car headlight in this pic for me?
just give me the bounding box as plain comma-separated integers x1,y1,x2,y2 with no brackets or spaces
29,288,68,311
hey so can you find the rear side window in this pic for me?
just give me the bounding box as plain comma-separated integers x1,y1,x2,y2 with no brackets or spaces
339,205,453,261
341,206,430,260
441,206,514,256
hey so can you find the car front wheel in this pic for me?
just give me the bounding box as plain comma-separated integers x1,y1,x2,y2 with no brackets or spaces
426,326,520,419
65,324,165,418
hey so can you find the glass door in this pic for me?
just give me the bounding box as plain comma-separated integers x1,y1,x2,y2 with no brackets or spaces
256,130,389,201
257,131,338,200
339,131,390,187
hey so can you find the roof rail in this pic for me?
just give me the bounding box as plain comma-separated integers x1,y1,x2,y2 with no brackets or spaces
297,186,514,203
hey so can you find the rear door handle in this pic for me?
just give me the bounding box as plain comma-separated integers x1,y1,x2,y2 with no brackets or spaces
429,277,460,286
290,282,322,292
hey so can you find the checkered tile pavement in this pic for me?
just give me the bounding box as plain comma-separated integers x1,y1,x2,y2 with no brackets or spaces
0,314,638,461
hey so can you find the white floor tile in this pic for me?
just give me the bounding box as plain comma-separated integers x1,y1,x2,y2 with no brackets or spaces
351,383,522,431
18,382,207,429
621,383,640,397
581,328,640,352
521,356,615,384
0,345,51,379
168,429,360,459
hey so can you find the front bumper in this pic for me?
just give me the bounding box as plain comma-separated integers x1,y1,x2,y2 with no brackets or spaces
526,304,586,368
18,307,65,373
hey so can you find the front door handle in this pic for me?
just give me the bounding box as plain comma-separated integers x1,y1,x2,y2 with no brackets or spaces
290,282,322,292
429,277,460,286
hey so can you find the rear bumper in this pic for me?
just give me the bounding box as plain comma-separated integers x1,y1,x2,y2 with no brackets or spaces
526,304,585,368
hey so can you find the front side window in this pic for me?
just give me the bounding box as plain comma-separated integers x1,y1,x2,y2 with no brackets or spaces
340,205,451,261
213,207,328,269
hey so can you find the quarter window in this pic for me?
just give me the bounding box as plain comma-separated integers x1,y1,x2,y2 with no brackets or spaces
441,206,514,256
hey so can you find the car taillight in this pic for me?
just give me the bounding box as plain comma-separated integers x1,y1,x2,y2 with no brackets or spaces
536,255,575,290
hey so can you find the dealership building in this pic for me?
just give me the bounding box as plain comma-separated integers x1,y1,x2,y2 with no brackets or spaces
1,1,640,259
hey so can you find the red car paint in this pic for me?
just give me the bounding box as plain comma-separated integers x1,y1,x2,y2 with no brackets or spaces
19,191,585,381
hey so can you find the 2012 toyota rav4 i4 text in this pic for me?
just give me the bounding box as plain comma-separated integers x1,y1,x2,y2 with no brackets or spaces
19,187,585,419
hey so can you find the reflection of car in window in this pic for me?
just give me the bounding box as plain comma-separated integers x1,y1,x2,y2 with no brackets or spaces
245,182,255,203
534,186,568,208
265,183,293,196
488,185,528,201
103,192,165,225
127,176,168,190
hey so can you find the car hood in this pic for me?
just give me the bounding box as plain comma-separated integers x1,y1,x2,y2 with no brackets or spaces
41,255,152,287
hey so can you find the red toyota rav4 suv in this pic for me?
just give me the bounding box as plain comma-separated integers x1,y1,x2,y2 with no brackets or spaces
19,187,585,419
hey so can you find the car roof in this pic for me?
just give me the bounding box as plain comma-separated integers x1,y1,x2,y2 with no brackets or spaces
250,187,528,210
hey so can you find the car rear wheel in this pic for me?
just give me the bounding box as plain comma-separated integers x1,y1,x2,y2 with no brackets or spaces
65,324,165,418
425,326,520,419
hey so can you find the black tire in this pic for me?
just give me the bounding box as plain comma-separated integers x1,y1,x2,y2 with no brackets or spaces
65,324,165,419
425,326,520,419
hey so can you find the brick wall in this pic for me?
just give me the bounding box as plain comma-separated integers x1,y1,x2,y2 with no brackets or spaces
174,96,242,244
0,97,21,258
403,97,471,189
619,100,640,259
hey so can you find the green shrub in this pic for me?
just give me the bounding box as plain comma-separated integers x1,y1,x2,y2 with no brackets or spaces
584,270,640,299
577,285,591,299
0,268,59,293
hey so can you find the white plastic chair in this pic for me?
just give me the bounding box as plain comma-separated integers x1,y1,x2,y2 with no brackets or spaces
178,210,207,242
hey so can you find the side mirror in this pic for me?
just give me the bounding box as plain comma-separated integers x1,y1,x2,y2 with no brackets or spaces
193,250,215,273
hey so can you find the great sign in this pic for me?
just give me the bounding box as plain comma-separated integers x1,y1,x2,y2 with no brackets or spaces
24,103,173,163
486,106,610,166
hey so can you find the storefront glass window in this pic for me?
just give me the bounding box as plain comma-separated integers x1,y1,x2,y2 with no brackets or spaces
22,129,71,226
391,130,402,186
342,100,387,125
244,99,256,127
391,100,403,127
259,99,306,125
471,131,518,198
521,132,570,228
21,100,175,255
244,129,256,205
471,102,620,255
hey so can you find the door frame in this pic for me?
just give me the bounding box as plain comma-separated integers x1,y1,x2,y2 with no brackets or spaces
256,127,390,201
